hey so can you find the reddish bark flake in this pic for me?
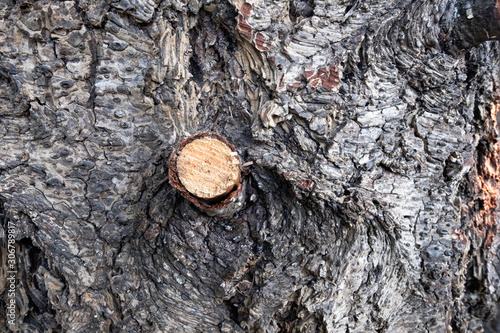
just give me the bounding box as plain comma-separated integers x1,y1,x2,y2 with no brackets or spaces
321,66,341,91
254,32,270,52
297,179,315,191
283,172,299,180
309,77,322,90
237,15,253,40
240,2,252,17
283,173,315,191
305,65,340,92
303,69,315,79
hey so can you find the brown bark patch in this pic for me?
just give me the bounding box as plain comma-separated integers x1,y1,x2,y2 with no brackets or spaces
240,2,252,17
254,32,270,52
305,65,340,92
237,15,253,40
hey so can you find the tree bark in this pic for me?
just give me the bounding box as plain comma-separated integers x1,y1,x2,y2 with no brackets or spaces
0,0,499,332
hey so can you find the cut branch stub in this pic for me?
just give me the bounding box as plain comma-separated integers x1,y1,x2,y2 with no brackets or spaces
169,133,245,216
177,136,240,200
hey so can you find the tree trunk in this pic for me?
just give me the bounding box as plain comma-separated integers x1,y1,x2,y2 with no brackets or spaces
0,0,499,332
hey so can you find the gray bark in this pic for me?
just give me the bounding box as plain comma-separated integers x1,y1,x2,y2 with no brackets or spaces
0,0,499,332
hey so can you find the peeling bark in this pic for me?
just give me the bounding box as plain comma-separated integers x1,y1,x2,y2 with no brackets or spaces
0,0,499,332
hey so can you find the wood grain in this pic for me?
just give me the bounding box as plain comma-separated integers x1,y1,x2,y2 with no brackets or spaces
176,137,240,200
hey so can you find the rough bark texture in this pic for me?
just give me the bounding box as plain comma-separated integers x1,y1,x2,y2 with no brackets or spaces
0,0,499,332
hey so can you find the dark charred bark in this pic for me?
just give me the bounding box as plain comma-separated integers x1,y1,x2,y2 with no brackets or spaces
451,0,500,49
0,0,499,332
